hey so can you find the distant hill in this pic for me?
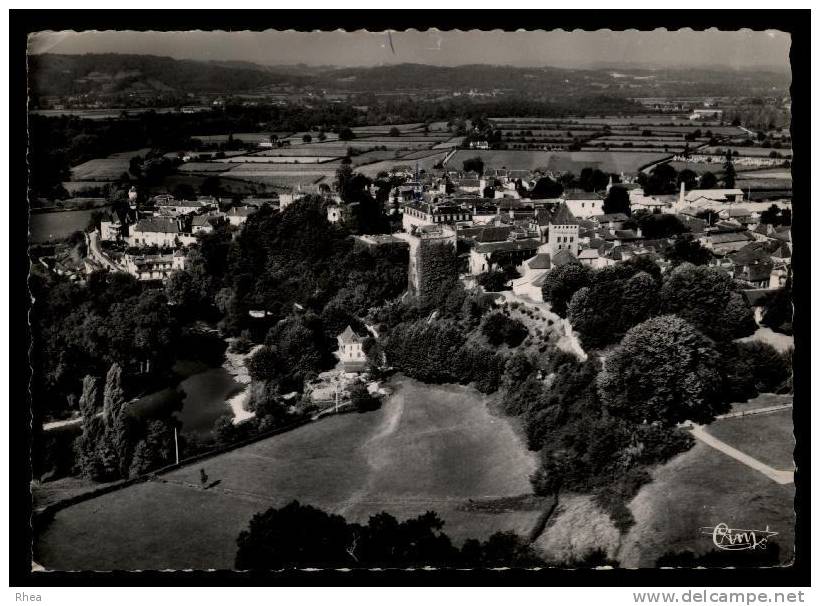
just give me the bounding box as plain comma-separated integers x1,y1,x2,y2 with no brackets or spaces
27,54,790,101
27,53,308,98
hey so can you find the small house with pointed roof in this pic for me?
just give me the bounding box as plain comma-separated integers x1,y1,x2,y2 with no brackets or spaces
337,325,367,373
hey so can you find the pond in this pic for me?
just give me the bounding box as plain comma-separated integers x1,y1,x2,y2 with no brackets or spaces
127,366,244,437
29,210,97,243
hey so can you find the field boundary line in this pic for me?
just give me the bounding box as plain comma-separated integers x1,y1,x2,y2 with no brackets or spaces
691,424,794,485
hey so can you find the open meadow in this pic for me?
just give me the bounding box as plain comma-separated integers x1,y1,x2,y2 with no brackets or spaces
35,376,541,571
618,406,795,567
705,409,794,471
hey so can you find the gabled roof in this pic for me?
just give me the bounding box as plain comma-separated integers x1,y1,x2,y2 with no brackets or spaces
771,241,791,258
706,231,755,244
551,249,579,267
721,207,751,217
458,225,513,243
739,258,774,283
563,190,604,201
549,203,580,226
591,212,629,224
474,238,540,254
191,214,214,226
132,217,182,234
338,325,365,344
157,199,203,208
525,253,552,270
685,188,744,202
578,248,600,260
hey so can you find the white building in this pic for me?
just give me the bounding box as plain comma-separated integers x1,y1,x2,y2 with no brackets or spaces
677,182,745,211
402,202,472,232
128,217,197,248
561,191,604,219
122,250,187,282
538,203,580,258
337,325,367,373
511,253,552,302
226,206,257,226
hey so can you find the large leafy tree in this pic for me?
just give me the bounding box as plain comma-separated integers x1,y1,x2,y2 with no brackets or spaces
540,263,592,317
603,184,631,216
665,237,713,266
530,176,563,199
722,150,736,188
597,315,728,426
660,264,755,341
235,501,461,569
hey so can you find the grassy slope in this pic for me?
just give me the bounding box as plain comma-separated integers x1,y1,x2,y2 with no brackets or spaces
618,441,795,568
705,409,795,471
35,376,539,571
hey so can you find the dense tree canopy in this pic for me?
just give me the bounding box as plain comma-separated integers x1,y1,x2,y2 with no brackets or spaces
597,315,728,425
660,264,756,341
540,263,592,317
235,500,541,569
603,184,631,216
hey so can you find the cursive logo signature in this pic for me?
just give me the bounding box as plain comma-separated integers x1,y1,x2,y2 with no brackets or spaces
700,523,778,551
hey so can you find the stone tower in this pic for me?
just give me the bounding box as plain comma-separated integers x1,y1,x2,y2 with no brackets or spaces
538,203,579,258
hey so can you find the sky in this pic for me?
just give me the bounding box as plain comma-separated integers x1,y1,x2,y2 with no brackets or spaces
27,29,790,70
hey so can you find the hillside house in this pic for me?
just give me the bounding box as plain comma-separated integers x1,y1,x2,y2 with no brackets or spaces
337,325,368,373
468,238,541,275
511,253,552,302
155,198,213,216
128,217,197,248
191,213,225,234
402,202,472,231
226,206,257,226
678,183,745,209
122,250,187,282
699,230,755,254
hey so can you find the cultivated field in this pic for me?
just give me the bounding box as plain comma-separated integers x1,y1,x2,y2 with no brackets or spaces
447,149,670,174
36,377,541,571
70,159,130,181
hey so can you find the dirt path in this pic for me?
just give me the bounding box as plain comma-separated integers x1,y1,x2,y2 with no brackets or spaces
716,403,792,420
690,424,794,485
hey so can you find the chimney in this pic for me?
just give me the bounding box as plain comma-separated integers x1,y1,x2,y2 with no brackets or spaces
636,227,643,238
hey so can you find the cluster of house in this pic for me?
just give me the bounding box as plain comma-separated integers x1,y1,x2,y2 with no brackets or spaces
96,186,263,282
386,168,792,302
671,152,789,167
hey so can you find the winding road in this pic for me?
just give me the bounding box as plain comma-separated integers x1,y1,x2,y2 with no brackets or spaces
86,231,119,271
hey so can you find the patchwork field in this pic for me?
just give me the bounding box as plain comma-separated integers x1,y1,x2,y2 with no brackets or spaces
214,155,339,164
703,146,793,158
35,377,541,571
447,149,670,174
70,158,131,181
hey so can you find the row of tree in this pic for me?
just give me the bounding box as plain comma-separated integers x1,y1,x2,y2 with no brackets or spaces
235,500,544,570
74,364,178,481
542,259,756,349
